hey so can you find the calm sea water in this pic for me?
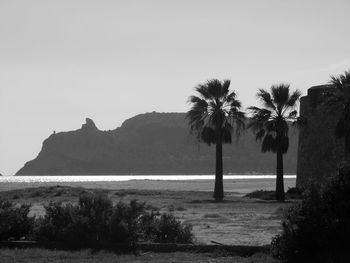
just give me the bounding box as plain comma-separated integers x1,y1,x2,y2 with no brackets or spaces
0,175,296,183
0,175,296,193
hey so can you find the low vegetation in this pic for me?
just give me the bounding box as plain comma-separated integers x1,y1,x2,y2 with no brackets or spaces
0,185,293,246
0,200,33,241
245,187,302,201
271,171,350,262
0,192,193,247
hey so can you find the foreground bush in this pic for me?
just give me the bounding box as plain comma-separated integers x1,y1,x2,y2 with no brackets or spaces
271,172,350,262
35,192,193,246
140,212,193,243
0,199,34,241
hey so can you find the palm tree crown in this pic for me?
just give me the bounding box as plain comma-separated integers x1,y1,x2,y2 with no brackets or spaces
187,79,245,144
248,84,301,153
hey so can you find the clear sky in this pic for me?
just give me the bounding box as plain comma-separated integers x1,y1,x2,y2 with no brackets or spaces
0,0,349,175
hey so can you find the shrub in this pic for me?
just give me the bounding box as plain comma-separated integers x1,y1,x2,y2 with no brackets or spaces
35,192,194,247
271,172,350,262
35,202,84,245
245,190,276,200
36,193,114,246
245,188,302,201
0,199,34,241
155,213,193,243
108,199,146,244
140,212,193,243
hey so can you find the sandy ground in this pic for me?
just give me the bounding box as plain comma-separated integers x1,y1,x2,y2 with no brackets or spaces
0,179,297,246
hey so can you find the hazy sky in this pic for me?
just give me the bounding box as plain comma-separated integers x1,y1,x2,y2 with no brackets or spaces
0,0,349,175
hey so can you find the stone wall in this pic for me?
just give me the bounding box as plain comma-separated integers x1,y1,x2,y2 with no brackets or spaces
296,85,345,188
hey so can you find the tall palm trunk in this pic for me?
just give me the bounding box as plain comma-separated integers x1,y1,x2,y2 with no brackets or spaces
214,128,224,201
276,151,285,201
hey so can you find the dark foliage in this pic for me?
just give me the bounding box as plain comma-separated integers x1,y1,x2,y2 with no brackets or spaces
187,79,245,201
35,193,113,246
248,84,301,201
244,190,276,200
0,199,34,241
140,212,193,243
271,171,350,262
245,188,301,200
35,192,193,247
187,79,245,146
328,70,350,154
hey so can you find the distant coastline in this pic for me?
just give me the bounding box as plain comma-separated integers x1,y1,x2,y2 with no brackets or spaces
16,112,298,176
14,172,297,176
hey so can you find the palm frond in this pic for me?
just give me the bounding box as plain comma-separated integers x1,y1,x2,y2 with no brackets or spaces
247,106,271,127
226,90,237,103
255,129,265,141
288,110,298,119
221,79,231,98
276,119,289,136
222,123,233,143
194,84,208,100
187,79,245,145
257,89,276,110
228,98,242,110
201,127,216,145
262,134,277,153
265,120,276,133
329,70,350,91
329,75,344,90
206,79,223,99
287,90,302,107
271,83,290,107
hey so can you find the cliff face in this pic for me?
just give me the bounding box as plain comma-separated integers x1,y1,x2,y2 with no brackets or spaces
17,112,298,175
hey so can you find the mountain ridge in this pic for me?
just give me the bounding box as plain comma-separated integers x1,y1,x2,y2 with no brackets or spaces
16,112,298,175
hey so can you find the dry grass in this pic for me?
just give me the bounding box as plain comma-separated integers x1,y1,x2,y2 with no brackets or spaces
0,186,296,246
0,248,278,263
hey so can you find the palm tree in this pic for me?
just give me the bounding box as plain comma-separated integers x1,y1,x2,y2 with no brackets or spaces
248,84,301,201
329,70,350,157
187,79,245,201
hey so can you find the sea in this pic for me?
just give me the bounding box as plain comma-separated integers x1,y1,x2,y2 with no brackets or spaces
0,175,296,194
0,174,296,182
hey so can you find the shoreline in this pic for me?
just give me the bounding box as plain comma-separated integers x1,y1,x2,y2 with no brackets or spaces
0,177,296,195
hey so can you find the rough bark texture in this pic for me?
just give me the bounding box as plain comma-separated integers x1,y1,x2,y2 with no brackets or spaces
276,152,285,201
214,130,224,201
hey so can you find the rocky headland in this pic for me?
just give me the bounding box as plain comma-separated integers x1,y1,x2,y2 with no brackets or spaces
17,112,298,175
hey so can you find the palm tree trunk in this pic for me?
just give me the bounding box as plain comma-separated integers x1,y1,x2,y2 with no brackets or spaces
214,132,224,201
276,151,285,201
